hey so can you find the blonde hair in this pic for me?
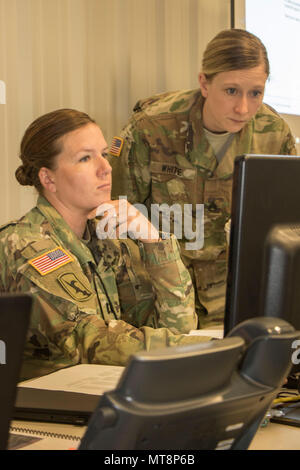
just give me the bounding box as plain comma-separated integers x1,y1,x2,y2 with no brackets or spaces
202,29,269,81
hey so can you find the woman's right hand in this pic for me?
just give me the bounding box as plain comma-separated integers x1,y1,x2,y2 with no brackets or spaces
95,199,160,243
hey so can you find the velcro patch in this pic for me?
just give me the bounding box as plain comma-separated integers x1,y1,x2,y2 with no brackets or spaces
161,164,183,176
28,246,73,275
109,136,124,157
57,272,93,301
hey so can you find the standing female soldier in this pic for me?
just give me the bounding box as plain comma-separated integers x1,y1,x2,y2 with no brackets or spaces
108,29,296,327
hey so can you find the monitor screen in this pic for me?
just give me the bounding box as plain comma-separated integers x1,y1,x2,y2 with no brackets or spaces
224,154,300,335
231,0,300,117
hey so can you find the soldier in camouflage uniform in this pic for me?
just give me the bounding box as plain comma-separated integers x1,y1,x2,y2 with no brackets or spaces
0,109,210,380
109,29,297,327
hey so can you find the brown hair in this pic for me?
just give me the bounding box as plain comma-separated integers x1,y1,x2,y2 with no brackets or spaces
15,108,96,193
202,29,270,81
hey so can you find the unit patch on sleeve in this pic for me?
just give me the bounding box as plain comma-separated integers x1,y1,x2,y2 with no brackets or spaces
109,136,124,157
57,272,93,301
28,247,73,275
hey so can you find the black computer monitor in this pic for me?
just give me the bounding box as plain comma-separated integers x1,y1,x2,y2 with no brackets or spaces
0,294,32,450
224,154,300,335
79,317,299,450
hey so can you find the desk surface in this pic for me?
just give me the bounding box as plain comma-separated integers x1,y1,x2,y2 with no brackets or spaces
250,421,300,450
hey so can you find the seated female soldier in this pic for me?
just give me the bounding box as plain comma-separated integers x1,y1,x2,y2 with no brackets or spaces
0,109,208,380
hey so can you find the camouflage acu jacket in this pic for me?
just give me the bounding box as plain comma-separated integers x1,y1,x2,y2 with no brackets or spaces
0,196,207,380
109,89,297,326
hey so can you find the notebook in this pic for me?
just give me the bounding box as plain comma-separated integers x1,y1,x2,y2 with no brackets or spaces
0,293,32,450
14,363,124,425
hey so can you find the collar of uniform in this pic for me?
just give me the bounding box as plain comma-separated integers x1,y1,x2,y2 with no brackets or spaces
36,196,95,265
81,223,92,244
86,219,122,269
214,118,254,178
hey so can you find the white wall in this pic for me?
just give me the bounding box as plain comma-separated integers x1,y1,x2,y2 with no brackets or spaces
0,0,230,223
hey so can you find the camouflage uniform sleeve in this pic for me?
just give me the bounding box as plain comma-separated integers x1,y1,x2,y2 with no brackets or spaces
0,240,13,291
138,235,198,333
280,121,297,155
74,315,207,369
21,284,209,380
109,118,151,204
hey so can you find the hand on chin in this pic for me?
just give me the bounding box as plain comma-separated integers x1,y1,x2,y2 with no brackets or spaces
87,199,113,220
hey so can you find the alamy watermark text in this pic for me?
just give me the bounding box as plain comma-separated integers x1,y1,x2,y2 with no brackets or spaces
95,197,204,250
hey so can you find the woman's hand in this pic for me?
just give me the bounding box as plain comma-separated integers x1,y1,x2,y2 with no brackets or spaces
94,199,159,243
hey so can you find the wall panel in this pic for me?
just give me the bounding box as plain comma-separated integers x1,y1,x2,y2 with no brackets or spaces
0,0,230,223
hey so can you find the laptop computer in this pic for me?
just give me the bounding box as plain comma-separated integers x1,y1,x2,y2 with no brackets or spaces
0,293,31,450
14,363,124,425
14,387,101,426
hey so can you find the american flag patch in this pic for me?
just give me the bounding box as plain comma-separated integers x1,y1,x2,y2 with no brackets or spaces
109,136,124,157
28,247,73,276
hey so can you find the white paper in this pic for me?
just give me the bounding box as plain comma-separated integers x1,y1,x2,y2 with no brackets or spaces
189,327,224,339
18,364,124,395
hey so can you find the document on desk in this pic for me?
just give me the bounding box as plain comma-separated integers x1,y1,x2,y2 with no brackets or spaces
18,364,124,395
9,420,86,450
189,327,224,339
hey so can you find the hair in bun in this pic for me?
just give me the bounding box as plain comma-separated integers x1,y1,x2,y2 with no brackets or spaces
15,162,35,186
